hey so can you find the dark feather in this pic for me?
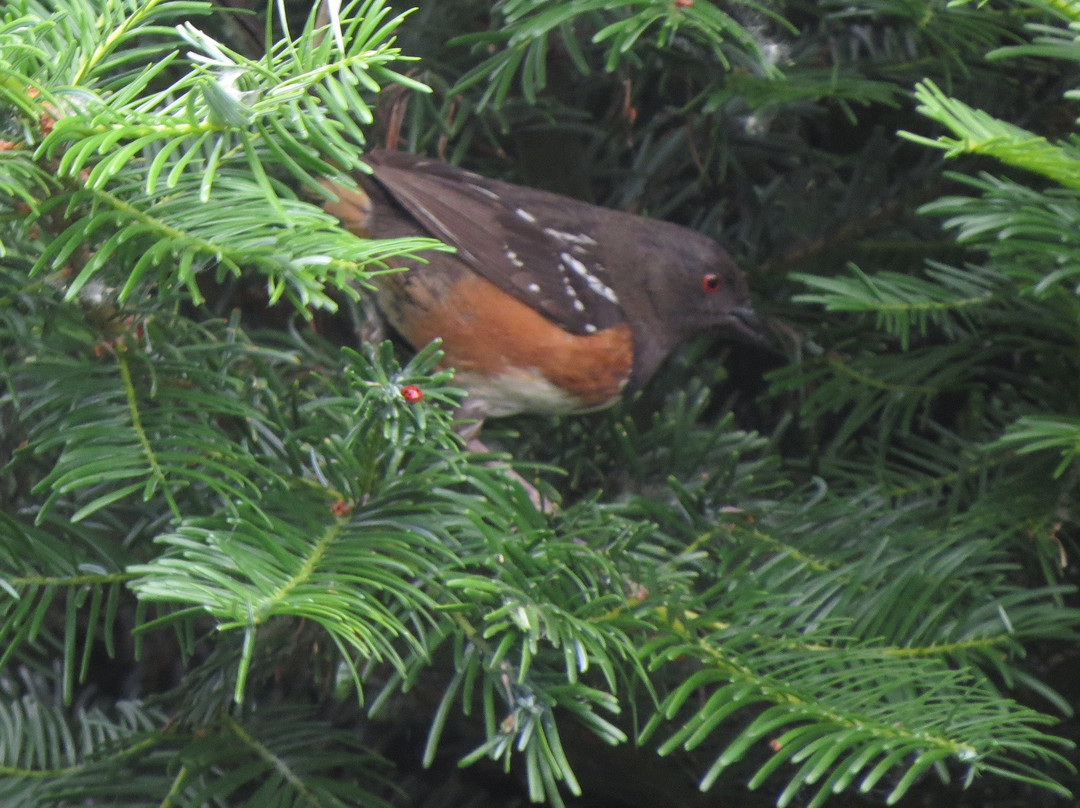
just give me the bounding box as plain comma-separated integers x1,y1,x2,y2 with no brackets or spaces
364,150,625,335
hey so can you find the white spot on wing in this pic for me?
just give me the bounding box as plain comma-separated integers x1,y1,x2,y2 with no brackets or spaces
560,253,619,304
584,324,598,333
515,208,537,223
527,282,541,293
543,228,598,247
506,249,525,268
468,183,500,200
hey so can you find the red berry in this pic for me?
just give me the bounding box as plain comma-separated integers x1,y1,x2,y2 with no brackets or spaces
400,384,424,403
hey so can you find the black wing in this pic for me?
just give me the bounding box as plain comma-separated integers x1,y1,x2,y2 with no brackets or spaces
364,149,625,335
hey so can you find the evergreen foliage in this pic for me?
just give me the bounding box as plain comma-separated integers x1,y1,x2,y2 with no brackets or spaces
1,1,1079,807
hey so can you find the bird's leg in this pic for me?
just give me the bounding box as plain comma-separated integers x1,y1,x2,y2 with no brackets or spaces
453,399,487,445
357,296,386,346
454,401,553,513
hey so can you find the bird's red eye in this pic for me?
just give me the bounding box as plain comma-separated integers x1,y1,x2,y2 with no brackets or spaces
702,273,722,293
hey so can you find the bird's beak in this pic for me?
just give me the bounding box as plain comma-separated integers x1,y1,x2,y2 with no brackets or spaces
725,305,772,346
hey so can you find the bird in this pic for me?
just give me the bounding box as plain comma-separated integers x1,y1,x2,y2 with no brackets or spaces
322,148,760,431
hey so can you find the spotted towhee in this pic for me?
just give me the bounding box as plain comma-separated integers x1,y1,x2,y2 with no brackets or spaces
323,149,760,426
